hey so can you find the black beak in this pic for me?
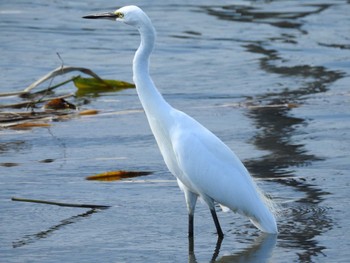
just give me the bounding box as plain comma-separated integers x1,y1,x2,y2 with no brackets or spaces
82,12,117,20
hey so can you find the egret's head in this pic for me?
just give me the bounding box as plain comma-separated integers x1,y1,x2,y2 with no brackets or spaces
83,5,147,28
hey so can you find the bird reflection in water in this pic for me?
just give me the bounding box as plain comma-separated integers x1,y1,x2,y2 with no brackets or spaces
188,233,276,263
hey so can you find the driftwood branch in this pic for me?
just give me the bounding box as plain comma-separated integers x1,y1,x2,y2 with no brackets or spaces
11,197,110,209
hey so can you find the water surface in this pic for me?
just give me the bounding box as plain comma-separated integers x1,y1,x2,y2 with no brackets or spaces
1,0,349,262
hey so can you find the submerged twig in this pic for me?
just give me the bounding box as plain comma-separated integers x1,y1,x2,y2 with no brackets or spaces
11,197,110,209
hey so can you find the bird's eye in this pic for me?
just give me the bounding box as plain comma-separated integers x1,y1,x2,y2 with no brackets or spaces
115,12,124,18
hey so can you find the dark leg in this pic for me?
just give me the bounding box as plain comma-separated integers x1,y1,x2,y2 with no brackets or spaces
210,208,224,239
211,237,223,262
188,213,194,238
188,235,195,255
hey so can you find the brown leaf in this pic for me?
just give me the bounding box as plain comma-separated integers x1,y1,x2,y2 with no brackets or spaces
10,122,51,130
79,109,99,116
43,98,76,110
86,170,152,181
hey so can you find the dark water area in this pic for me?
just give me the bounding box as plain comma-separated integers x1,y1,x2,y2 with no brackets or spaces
1,0,349,262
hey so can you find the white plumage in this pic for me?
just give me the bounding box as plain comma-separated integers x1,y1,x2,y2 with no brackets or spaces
83,5,278,237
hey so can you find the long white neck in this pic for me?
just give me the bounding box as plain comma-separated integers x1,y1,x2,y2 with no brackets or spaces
131,14,177,173
133,22,172,120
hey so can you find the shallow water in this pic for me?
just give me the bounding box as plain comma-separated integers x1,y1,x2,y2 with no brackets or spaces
1,0,349,262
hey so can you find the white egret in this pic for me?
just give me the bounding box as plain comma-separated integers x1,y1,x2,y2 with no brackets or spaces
83,5,278,237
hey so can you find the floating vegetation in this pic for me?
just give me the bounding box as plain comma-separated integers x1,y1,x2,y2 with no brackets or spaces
9,122,52,130
0,110,68,129
86,170,153,181
219,101,299,110
74,76,135,96
0,65,134,129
